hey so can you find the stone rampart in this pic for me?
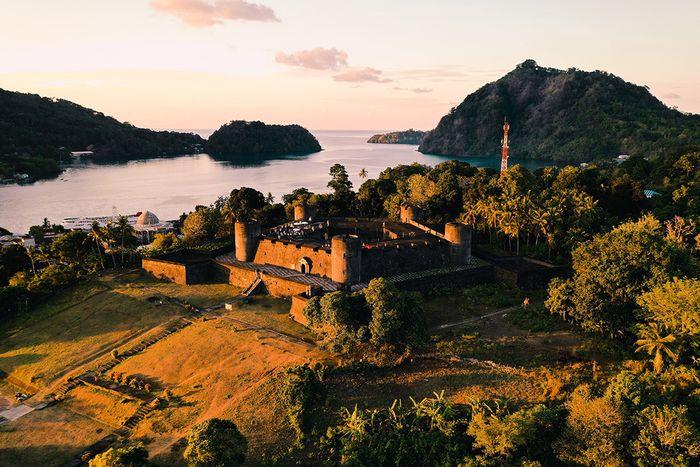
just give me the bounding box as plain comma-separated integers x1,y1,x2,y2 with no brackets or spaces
253,238,332,277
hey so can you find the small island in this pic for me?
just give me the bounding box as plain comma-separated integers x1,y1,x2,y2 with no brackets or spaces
367,129,425,145
206,120,321,157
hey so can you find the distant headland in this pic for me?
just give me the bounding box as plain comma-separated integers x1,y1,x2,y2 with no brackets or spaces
419,59,700,161
367,129,425,145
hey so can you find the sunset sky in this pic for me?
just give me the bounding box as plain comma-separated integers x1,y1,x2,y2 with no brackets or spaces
1,0,698,131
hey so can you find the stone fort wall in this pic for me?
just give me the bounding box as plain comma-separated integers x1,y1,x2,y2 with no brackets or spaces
212,261,310,297
253,238,332,277
361,241,451,280
141,258,210,285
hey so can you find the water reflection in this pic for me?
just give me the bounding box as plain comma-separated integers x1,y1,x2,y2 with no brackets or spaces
0,130,565,233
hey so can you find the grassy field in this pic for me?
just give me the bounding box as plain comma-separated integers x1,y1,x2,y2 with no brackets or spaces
66,385,142,428
0,270,243,394
113,270,241,309
0,270,611,466
0,404,111,466
0,274,184,392
108,304,329,464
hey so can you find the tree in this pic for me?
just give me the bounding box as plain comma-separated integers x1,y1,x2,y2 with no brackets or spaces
115,215,137,264
184,418,247,467
50,230,93,266
365,278,426,351
635,278,700,370
328,164,353,197
635,323,679,374
182,207,226,245
89,444,150,467
545,215,694,337
88,221,105,270
0,244,31,286
467,403,560,463
358,167,368,182
327,164,355,216
281,364,325,439
227,187,266,222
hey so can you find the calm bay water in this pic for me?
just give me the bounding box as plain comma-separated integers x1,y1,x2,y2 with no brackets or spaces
0,130,562,233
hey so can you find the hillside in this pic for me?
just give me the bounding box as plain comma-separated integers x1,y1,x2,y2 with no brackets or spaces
0,89,204,179
206,120,321,157
419,60,700,161
368,129,425,145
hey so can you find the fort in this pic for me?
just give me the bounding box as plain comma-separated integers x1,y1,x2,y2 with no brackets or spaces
141,204,498,324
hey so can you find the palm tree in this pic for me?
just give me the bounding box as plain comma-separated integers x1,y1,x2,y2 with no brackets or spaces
359,168,368,182
88,221,105,270
116,215,135,265
635,323,679,374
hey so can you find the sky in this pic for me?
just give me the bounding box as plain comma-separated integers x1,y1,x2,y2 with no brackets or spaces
1,0,698,131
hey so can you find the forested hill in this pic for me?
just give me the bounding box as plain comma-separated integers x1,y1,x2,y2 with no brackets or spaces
0,88,204,162
419,60,700,162
206,120,321,157
367,129,425,145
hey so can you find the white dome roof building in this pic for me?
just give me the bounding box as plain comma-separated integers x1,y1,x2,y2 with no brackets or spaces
136,210,160,226
133,210,173,243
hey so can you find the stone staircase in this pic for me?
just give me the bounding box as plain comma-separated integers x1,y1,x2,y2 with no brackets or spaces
241,276,264,297
49,378,84,400
116,398,161,435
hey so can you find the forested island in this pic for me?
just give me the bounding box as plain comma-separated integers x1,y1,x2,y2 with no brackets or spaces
0,88,204,181
205,120,321,158
0,90,321,181
367,129,425,145
419,60,700,162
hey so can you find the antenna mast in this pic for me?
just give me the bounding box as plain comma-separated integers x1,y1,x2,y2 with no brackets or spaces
500,118,510,176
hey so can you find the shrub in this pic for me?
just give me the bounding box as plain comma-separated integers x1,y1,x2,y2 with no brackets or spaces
555,385,629,466
89,444,149,467
467,402,561,463
184,418,247,467
631,405,700,466
321,392,470,466
280,364,325,439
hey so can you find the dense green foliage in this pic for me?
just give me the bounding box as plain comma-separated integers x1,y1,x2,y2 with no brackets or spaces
303,278,426,358
546,215,695,337
89,445,150,467
320,392,472,466
0,216,139,322
419,60,700,162
206,120,321,157
184,418,247,467
280,363,326,440
0,88,204,179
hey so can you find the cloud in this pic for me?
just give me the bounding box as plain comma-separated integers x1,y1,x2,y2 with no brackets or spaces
663,92,681,99
150,0,278,27
275,48,349,70
393,86,433,94
333,67,392,83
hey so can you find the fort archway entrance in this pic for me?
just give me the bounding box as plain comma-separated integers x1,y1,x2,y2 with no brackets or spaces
298,257,312,274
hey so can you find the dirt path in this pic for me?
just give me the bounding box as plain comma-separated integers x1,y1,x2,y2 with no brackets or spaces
431,305,521,331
